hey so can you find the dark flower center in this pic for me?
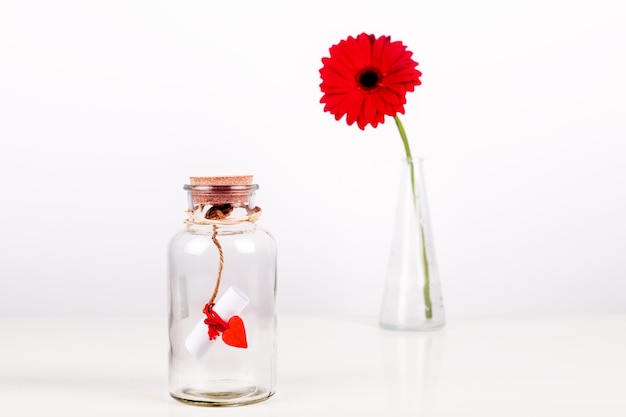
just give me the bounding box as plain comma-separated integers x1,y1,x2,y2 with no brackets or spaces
359,70,380,89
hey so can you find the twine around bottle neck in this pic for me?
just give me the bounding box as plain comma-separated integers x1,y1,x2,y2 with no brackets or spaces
184,205,262,226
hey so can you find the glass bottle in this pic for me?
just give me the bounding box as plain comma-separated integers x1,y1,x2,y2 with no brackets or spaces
379,158,445,331
167,175,277,406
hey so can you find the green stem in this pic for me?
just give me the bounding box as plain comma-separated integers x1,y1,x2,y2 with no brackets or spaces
395,115,413,162
394,116,433,319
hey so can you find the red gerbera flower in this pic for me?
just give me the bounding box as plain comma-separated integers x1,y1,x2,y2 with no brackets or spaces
319,33,422,130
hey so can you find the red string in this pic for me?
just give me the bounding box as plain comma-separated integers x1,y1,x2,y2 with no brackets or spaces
203,303,228,340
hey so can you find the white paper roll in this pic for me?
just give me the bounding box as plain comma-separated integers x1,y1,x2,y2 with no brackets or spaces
184,286,250,358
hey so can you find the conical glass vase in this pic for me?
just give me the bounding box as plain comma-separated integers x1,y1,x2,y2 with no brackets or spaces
379,157,445,331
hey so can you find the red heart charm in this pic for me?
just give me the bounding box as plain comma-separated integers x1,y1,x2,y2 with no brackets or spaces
222,316,248,349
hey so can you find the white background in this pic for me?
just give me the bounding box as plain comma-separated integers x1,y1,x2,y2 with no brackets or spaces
1,0,624,319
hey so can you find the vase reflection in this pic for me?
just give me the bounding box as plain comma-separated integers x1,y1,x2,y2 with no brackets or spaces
379,327,445,416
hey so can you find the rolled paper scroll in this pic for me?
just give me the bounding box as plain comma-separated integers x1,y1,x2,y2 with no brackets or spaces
184,286,250,358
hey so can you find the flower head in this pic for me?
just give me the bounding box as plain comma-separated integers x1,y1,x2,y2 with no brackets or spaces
319,33,422,130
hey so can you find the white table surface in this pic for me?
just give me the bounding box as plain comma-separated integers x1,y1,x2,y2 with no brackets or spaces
1,314,625,416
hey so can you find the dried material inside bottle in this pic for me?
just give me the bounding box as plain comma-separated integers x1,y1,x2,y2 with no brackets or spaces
184,176,261,226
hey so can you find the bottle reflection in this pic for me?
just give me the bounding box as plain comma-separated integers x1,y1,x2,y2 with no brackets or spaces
379,329,445,416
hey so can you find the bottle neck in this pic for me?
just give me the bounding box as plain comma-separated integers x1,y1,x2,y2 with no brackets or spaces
183,183,261,230
186,203,261,223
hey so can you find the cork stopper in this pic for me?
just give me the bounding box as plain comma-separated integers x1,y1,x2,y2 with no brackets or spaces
190,176,253,187
188,175,255,205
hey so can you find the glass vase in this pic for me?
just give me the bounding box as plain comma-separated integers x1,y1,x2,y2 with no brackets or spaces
167,175,277,406
379,158,445,331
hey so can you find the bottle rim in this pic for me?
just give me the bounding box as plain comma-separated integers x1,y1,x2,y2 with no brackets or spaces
183,184,259,192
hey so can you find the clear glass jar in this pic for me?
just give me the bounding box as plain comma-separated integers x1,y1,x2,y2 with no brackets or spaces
167,176,277,406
